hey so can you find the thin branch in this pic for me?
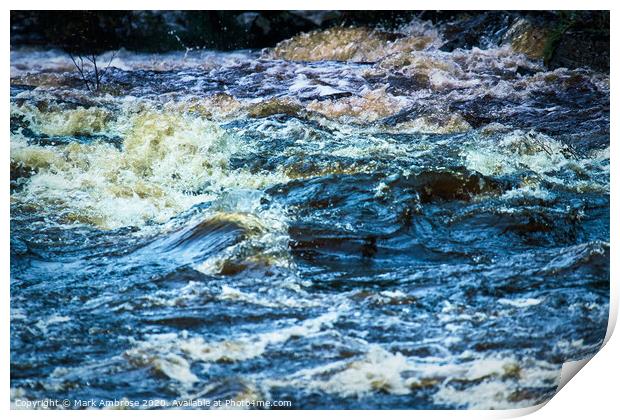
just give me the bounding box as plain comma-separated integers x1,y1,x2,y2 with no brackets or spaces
84,54,100,91
99,50,117,80
70,50,115,93
69,52,92,91
92,55,99,91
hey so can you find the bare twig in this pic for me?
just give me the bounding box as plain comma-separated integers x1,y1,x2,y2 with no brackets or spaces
69,50,117,92
99,50,118,80
69,52,92,91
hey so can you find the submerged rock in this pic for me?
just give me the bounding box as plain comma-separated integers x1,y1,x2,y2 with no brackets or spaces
504,18,549,60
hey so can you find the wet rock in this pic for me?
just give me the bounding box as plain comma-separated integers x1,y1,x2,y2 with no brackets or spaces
269,26,400,62
515,65,537,77
235,12,272,36
414,169,504,202
438,11,609,73
503,18,549,60
440,12,515,51
247,98,303,118
502,362,522,380
449,96,503,128
548,27,609,73
289,11,342,26
507,388,540,403
9,11,376,53
409,377,440,390
10,161,35,190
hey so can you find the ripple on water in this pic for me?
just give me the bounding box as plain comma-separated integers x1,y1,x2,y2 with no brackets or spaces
10,15,609,409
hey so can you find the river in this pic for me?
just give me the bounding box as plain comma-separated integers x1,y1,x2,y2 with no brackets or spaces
10,18,610,409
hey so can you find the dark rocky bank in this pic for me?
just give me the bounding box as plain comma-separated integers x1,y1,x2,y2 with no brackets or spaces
10,10,609,72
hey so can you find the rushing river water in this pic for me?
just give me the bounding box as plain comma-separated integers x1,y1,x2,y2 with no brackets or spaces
10,19,610,409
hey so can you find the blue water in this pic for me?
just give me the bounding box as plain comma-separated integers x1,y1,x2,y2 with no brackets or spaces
10,27,609,409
